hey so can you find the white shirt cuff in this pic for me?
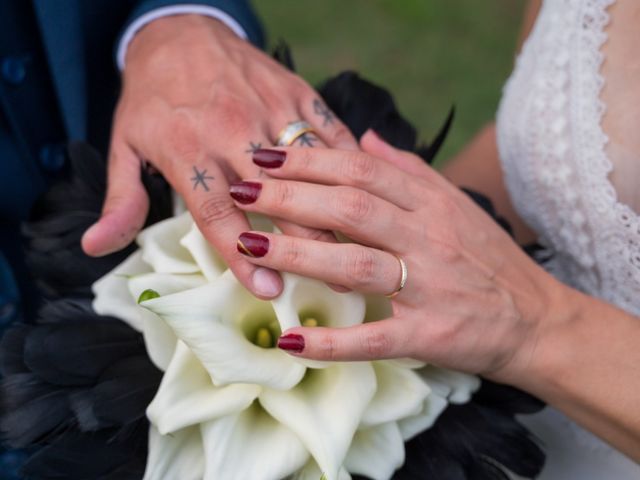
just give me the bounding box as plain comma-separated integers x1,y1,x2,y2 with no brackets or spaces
117,4,248,70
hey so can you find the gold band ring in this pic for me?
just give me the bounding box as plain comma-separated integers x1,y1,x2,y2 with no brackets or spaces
275,121,316,146
386,255,408,299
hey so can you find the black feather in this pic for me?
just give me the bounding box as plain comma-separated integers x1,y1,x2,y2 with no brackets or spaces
21,431,145,480
23,321,143,387
0,373,73,448
22,142,172,299
70,355,162,432
318,71,418,151
0,326,29,376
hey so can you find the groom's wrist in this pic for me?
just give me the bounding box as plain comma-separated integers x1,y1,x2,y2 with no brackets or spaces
117,6,248,71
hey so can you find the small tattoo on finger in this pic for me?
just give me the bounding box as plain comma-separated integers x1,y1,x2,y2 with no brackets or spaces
246,141,263,154
191,166,215,191
296,132,317,147
313,99,335,126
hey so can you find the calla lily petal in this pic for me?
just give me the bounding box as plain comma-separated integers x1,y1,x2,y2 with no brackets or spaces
143,426,204,480
140,309,178,371
344,422,404,480
273,273,366,369
128,272,206,370
361,362,429,427
397,390,449,441
137,213,199,274
180,223,226,282
418,366,480,404
147,341,260,434
294,461,351,480
141,271,306,390
200,403,309,480
92,250,151,331
260,363,376,480
272,273,366,331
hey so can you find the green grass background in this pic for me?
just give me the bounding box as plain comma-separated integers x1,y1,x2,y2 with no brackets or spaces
254,0,526,164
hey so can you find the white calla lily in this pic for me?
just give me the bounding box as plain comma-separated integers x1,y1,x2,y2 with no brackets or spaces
92,250,150,331
144,426,205,480
201,403,309,480
140,270,306,390
179,222,226,282
260,362,376,480
137,212,199,274
344,422,405,480
147,341,261,434
92,213,480,480
361,362,429,427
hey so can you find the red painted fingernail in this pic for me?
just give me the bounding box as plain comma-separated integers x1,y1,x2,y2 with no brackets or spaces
229,181,262,204
277,333,305,353
237,232,269,258
253,149,287,168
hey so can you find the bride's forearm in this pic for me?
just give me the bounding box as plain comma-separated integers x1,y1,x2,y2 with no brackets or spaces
512,283,640,460
440,123,537,244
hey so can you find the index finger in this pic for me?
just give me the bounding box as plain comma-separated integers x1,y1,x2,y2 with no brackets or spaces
172,159,283,299
253,147,420,211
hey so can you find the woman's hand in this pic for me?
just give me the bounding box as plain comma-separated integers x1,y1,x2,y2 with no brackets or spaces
228,130,572,382
82,15,357,300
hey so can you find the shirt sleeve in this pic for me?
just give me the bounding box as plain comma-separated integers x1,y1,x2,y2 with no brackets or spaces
116,4,249,70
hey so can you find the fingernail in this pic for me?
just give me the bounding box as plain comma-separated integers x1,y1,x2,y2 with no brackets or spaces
252,267,282,297
278,333,305,353
237,232,269,258
229,181,262,204
253,149,287,168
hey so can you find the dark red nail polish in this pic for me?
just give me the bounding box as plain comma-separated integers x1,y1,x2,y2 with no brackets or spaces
253,149,286,168
229,181,262,204
277,333,305,353
237,232,269,258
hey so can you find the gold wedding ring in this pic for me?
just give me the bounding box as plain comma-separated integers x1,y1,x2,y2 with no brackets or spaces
275,120,316,146
386,254,408,299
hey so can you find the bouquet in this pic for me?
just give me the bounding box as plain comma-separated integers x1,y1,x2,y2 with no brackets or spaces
0,65,545,479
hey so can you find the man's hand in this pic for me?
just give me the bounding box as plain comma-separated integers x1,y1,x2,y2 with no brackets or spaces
81,14,358,298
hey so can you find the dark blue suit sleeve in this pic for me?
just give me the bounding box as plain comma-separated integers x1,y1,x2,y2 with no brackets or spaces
123,0,265,48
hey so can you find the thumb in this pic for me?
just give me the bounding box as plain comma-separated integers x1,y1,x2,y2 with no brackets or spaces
276,317,406,361
82,141,149,256
360,129,431,179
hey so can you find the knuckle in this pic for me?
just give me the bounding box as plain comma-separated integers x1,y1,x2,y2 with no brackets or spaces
344,249,377,287
318,333,338,361
198,193,237,227
343,154,376,185
272,181,295,210
327,124,354,147
208,95,251,139
164,113,201,160
295,148,314,173
431,192,458,219
361,329,393,358
336,188,372,226
281,239,306,268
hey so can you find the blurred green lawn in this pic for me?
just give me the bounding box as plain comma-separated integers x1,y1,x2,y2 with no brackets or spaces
254,0,525,164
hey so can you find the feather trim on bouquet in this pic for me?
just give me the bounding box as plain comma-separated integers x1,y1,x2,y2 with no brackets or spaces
0,55,545,479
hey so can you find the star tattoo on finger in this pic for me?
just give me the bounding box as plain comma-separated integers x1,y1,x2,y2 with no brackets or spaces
296,132,317,147
313,99,335,126
245,141,262,154
191,166,215,191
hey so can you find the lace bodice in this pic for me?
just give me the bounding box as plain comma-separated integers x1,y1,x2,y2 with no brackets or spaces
496,0,640,317
496,1,640,476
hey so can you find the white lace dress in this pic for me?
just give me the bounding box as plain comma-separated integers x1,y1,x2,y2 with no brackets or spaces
496,0,640,477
